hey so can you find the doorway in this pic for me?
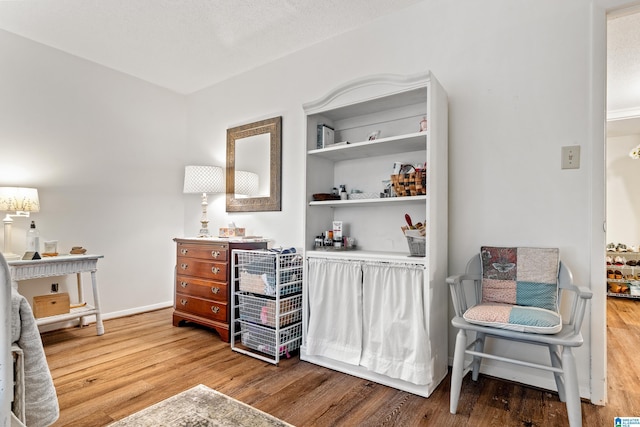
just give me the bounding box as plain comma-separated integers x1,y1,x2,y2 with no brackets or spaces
606,10,640,294
605,5,640,407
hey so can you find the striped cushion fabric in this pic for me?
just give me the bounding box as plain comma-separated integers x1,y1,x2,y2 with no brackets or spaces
463,247,562,334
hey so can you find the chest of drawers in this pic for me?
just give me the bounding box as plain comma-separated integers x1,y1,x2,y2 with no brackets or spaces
173,238,267,342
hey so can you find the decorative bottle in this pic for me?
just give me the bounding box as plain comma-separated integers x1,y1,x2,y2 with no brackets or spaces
26,220,40,253
339,185,348,200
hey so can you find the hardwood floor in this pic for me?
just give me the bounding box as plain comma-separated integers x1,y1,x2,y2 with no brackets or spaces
42,297,639,426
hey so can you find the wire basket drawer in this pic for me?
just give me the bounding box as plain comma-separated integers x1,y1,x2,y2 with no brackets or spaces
239,320,302,357
238,292,302,328
237,251,303,296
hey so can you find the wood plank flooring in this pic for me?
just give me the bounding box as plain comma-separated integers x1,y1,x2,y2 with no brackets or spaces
42,297,639,426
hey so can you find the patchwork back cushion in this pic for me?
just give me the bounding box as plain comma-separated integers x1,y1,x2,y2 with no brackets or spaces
463,247,562,334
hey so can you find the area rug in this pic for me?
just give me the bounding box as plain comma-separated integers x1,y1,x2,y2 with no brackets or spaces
108,384,294,427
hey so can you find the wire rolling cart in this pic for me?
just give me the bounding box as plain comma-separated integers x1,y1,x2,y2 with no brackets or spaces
230,248,303,365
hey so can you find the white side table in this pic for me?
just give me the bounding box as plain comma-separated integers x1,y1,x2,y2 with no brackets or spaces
8,254,105,335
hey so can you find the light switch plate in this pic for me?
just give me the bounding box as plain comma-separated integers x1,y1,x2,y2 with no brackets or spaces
561,145,580,169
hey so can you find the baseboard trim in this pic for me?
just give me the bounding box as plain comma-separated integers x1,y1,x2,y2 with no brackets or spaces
102,301,174,321
36,301,174,333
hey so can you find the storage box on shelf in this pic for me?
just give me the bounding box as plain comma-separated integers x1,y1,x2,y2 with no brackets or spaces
231,249,303,365
300,72,449,397
606,250,640,298
33,292,70,318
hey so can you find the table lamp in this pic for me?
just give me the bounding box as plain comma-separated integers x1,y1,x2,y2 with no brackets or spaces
0,187,40,260
183,166,224,237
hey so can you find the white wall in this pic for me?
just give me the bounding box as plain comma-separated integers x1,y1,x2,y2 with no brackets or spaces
0,29,186,319
188,0,604,400
0,0,615,403
607,134,640,244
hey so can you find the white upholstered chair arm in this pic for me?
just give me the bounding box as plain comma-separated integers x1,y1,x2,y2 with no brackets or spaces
561,284,592,334
446,273,481,318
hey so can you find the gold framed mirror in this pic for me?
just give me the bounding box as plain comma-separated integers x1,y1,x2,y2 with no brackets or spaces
226,116,282,212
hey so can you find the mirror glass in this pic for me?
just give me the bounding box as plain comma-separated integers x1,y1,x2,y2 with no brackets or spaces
226,116,281,212
235,133,270,197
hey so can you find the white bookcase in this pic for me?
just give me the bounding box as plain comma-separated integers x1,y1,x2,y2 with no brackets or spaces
300,72,449,397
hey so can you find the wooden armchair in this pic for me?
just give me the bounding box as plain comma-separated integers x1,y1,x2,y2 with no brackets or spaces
447,247,592,427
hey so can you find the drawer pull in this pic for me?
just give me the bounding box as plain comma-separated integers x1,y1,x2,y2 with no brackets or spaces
180,299,188,306
211,287,220,294
180,248,188,255
211,306,220,314
211,250,220,258
180,263,189,270
180,281,188,288
211,267,220,274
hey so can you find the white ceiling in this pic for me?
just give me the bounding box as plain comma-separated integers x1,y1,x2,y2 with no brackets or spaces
0,0,422,94
1,1,639,136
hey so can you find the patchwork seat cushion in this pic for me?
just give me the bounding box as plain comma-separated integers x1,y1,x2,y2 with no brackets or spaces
463,247,562,334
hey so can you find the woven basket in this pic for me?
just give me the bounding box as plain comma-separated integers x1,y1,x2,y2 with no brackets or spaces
391,170,426,197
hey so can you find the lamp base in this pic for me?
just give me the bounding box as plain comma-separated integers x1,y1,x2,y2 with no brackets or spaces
197,217,211,238
197,228,211,238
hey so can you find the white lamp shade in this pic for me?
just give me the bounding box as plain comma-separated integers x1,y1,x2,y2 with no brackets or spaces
235,171,259,196
0,187,40,213
183,166,224,194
